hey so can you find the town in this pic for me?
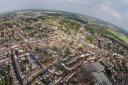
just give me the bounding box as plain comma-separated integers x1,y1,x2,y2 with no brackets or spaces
0,10,128,85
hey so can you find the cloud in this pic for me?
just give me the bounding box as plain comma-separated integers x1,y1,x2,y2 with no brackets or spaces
0,0,128,31
96,2,123,20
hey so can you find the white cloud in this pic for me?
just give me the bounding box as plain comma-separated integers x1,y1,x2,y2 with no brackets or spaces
0,0,128,30
96,2,123,21
66,0,74,2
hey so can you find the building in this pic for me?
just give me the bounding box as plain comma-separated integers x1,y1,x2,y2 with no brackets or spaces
92,72,112,85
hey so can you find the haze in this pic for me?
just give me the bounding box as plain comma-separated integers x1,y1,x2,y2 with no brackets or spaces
0,0,128,31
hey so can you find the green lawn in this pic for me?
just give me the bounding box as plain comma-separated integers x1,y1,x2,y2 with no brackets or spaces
107,29,128,45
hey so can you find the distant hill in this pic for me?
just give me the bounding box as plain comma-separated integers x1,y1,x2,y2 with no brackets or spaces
0,9,127,36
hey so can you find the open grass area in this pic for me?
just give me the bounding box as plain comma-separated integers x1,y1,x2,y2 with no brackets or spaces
107,29,128,44
86,23,128,47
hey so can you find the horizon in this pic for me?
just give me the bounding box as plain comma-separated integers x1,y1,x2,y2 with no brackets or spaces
0,0,128,32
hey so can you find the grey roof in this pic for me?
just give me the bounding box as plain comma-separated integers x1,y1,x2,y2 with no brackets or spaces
92,62,104,72
92,72,112,85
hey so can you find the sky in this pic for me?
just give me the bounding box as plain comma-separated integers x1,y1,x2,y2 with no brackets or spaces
0,0,128,31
